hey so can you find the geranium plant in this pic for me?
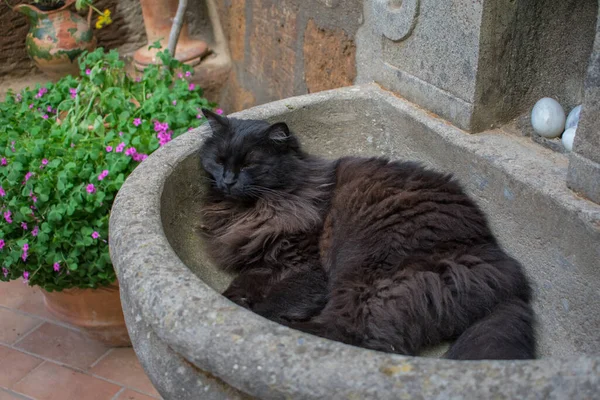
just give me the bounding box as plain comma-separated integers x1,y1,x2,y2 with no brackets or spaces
0,45,219,291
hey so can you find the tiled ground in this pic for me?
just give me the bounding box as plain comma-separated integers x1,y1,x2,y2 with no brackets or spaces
0,279,161,400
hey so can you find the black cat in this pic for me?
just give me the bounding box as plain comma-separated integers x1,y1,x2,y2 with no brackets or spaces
198,109,536,360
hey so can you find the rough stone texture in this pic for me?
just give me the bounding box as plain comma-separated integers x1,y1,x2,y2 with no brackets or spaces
567,5,600,203
246,0,299,101
110,84,600,399
215,0,364,112
303,19,356,93
356,0,598,132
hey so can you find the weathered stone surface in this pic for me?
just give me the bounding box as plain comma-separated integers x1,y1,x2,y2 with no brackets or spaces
246,0,299,100
226,0,247,62
303,19,356,93
215,0,364,112
110,84,600,399
356,0,598,132
567,5,600,204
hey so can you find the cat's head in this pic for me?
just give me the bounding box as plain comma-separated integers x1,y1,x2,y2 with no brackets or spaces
199,108,305,199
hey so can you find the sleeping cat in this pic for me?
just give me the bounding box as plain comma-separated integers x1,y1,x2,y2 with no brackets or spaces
198,109,536,360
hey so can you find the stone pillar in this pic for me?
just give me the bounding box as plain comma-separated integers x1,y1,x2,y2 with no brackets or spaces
357,0,598,132
567,6,600,204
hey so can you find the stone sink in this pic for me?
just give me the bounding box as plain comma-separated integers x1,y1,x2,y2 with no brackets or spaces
109,84,600,399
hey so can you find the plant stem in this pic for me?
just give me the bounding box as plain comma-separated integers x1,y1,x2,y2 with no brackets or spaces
167,0,188,57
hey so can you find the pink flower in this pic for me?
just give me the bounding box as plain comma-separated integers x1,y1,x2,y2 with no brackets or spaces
86,68,91,75
188,83,195,91
216,109,224,115
0,187,5,197
69,88,77,99
22,243,29,252
34,87,47,99
23,172,33,184
172,100,177,106
177,72,183,79
119,131,123,136
32,196,37,203
133,118,142,126
91,231,100,239
157,130,172,146
29,104,34,109
185,71,192,77
196,113,203,119
23,271,29,281
0,239,4,250
42,114,49,120
132,153,148,162
53,262,60,272
41,159,49,168
135,77,142,82
10,141,15,152
21,222,28,230
16,93,22,102
105,146,113,152
115,142,125,153
4,210,12,223
125,147,137,156
1,158,7,166
2,267,7,277
153,120,169,133
47,106,53,113
97,170,109,180
86,184,96,194
32,226,39,237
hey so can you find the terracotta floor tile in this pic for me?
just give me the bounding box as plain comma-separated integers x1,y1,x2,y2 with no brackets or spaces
0,308,41,344
0,345,43,389
117,389,160,400
90,348,160,397
0,281,57,321
14,323,110,370
0,389,27,400
12,361,121,400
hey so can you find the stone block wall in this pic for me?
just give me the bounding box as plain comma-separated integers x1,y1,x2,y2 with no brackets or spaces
216,0,363,112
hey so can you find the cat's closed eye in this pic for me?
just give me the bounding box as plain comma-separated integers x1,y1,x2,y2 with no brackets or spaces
241,162,256,171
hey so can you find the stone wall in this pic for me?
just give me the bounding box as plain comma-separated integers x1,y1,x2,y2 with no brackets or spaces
216,0,363,112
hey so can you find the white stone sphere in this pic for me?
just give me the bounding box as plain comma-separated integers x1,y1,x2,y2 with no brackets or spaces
531,97,566,138
565,105,582,130
561,127,577,152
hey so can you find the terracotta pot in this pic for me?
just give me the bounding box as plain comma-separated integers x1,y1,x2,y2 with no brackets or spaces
133,0,209,71
42,282,131,347
13,0,96,79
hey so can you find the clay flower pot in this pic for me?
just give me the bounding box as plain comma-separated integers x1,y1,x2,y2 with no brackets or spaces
13,0,97,79
133,0,209,71
42,282,131,347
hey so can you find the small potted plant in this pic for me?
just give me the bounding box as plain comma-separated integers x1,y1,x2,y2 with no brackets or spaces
0,45,219,346
11,0,112,79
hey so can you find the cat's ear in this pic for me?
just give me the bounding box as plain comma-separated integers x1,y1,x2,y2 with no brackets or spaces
201,108,228,135
264,122,290,143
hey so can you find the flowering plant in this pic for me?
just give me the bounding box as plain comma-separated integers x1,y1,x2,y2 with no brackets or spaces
0,45,219,291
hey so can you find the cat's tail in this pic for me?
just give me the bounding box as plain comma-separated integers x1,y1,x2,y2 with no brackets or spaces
444,297,536,360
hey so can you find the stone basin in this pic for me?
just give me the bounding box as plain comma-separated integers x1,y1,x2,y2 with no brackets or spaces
109,84,600,399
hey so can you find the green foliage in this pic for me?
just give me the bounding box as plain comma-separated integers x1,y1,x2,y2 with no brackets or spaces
0,46,216,291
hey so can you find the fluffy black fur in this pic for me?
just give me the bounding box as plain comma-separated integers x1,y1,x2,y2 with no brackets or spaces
197,109,537,360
